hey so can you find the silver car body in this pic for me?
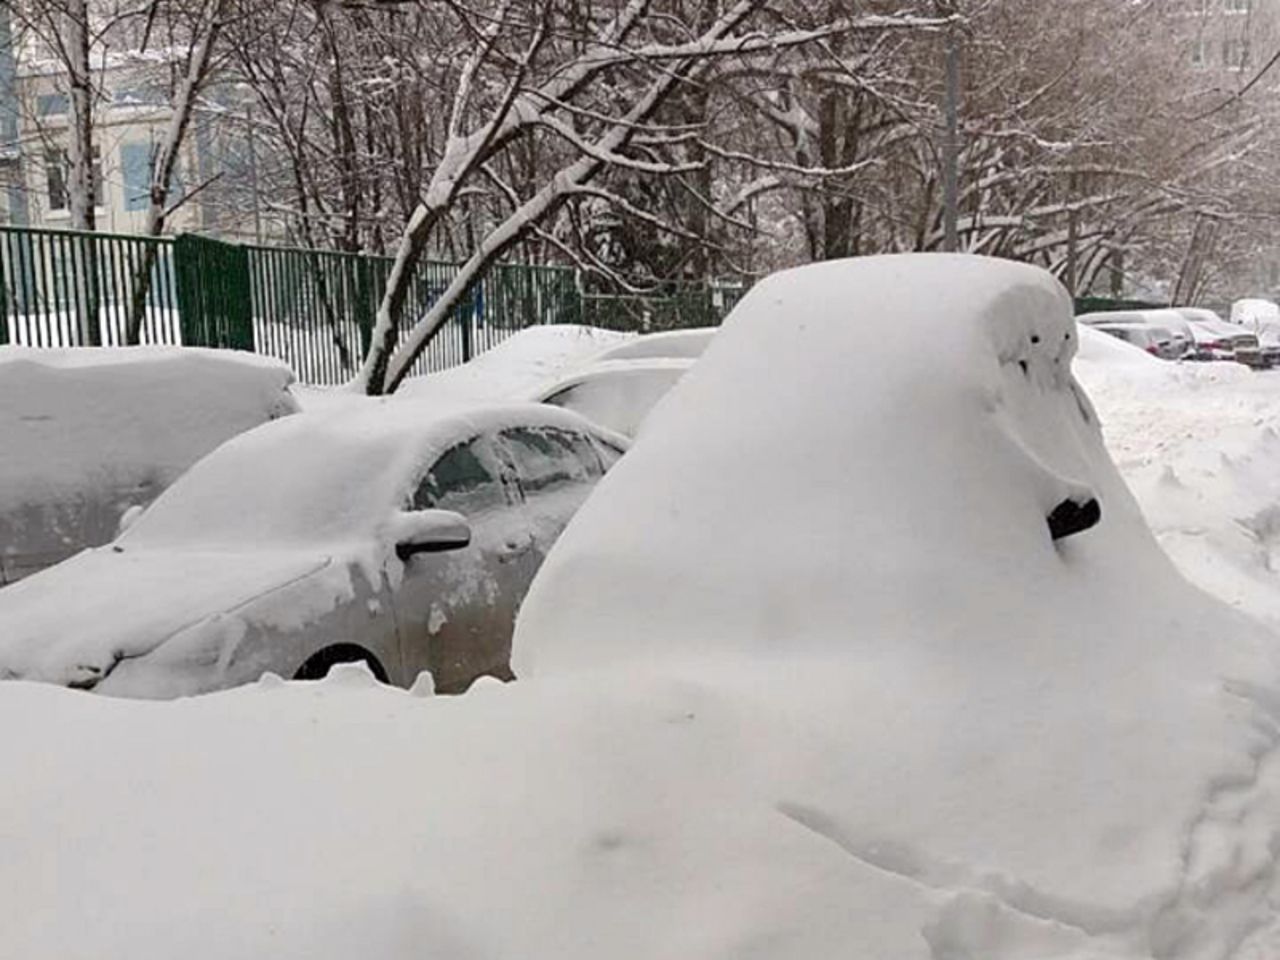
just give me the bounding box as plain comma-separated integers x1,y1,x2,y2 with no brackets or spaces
0,400,626,698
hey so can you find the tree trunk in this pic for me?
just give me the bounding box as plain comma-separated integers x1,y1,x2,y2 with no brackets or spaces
126,0,224,344
65,0,98,344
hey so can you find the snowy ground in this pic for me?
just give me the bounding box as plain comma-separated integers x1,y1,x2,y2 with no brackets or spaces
4,272,1280,960
1076,330,1280,630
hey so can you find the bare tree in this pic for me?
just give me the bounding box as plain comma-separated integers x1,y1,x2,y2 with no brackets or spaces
125,0,229,343
352,0,950,394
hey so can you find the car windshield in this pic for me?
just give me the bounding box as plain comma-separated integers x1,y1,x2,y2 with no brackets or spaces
122,419,414,548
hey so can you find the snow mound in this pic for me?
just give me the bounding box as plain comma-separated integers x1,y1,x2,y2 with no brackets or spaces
1077,330,1280,631
5,259,1280,960
513,254,1280,952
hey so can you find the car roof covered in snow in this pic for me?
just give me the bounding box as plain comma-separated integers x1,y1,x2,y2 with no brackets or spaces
123,397,619,548
395,325,635,404
0,346,298,512
589,327,718,363
529,356,695,399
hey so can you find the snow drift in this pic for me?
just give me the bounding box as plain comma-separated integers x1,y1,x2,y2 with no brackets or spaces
1076,324,1280,631
513,254,1280,954
4,256,1280,960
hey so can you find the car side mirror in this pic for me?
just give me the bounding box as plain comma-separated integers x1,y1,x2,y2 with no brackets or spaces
1047,496,1101,541
392,509,472,561
116,504,145,538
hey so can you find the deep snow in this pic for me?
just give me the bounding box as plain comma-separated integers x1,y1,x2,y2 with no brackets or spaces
3,258,1280,960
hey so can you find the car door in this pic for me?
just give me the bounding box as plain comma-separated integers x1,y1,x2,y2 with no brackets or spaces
393,433,530,694
496,424,605,561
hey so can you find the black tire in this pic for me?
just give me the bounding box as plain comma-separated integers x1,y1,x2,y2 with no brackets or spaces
292,644,389,683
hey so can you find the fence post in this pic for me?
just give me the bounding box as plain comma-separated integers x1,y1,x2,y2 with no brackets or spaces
174,233,253,350
0,233,8,345
460,294,473,361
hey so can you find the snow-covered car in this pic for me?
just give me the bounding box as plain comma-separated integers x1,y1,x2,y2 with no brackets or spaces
1229,298,1280,366
1173,307,1265,366
0,347,299,587
526,328,717,436
588,327,717,363
0,401,627,698
394,324,633,404
1088,321,1180,359
1076,309,1194,358
507,256,1280,956
531,357,694,438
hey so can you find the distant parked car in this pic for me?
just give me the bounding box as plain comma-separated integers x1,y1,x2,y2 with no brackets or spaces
532,358,694,438
0,401,626,699
1229,299,1280,367
1088,322,1181,359
0,347,298,586
1076,309,1195,359
529,329,716,437
1173,307,1266,367
589,327,717,363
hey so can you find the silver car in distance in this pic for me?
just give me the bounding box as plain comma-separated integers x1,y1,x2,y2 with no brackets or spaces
0,400,626,698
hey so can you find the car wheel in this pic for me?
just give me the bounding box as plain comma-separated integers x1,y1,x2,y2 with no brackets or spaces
292,644,389,684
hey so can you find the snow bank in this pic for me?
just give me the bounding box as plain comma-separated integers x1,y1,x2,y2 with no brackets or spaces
1076,325,1280,630
514,255,1280,952
0,346,298,581
5,258,1280,960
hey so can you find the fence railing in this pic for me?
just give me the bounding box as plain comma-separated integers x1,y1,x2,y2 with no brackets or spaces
0,224,747,384
0,226,180,348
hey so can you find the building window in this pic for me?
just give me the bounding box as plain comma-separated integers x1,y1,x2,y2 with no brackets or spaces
36,93,69,117
1225,0,1250,13
1223,37,1249,69
1191,36,1209,67
111,86,167,108
121,141,152,211
46,147,102,211
120,141,183,213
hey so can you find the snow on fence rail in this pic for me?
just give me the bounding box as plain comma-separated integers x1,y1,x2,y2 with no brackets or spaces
0,225,746,384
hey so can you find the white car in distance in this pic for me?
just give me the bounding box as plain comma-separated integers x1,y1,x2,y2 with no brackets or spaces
532,327,719,438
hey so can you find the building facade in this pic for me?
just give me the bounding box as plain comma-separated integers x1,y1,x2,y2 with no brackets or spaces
0,4,252,238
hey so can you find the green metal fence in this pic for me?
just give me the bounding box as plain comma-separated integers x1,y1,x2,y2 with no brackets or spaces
581,281,748,332
0,226,179,347
0,224,745,384
245,245,583,384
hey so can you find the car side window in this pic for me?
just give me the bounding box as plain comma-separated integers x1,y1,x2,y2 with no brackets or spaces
413,439,508,515
543,385,580,409
593,436,625,470
559,429,605,478
500,426,597,494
